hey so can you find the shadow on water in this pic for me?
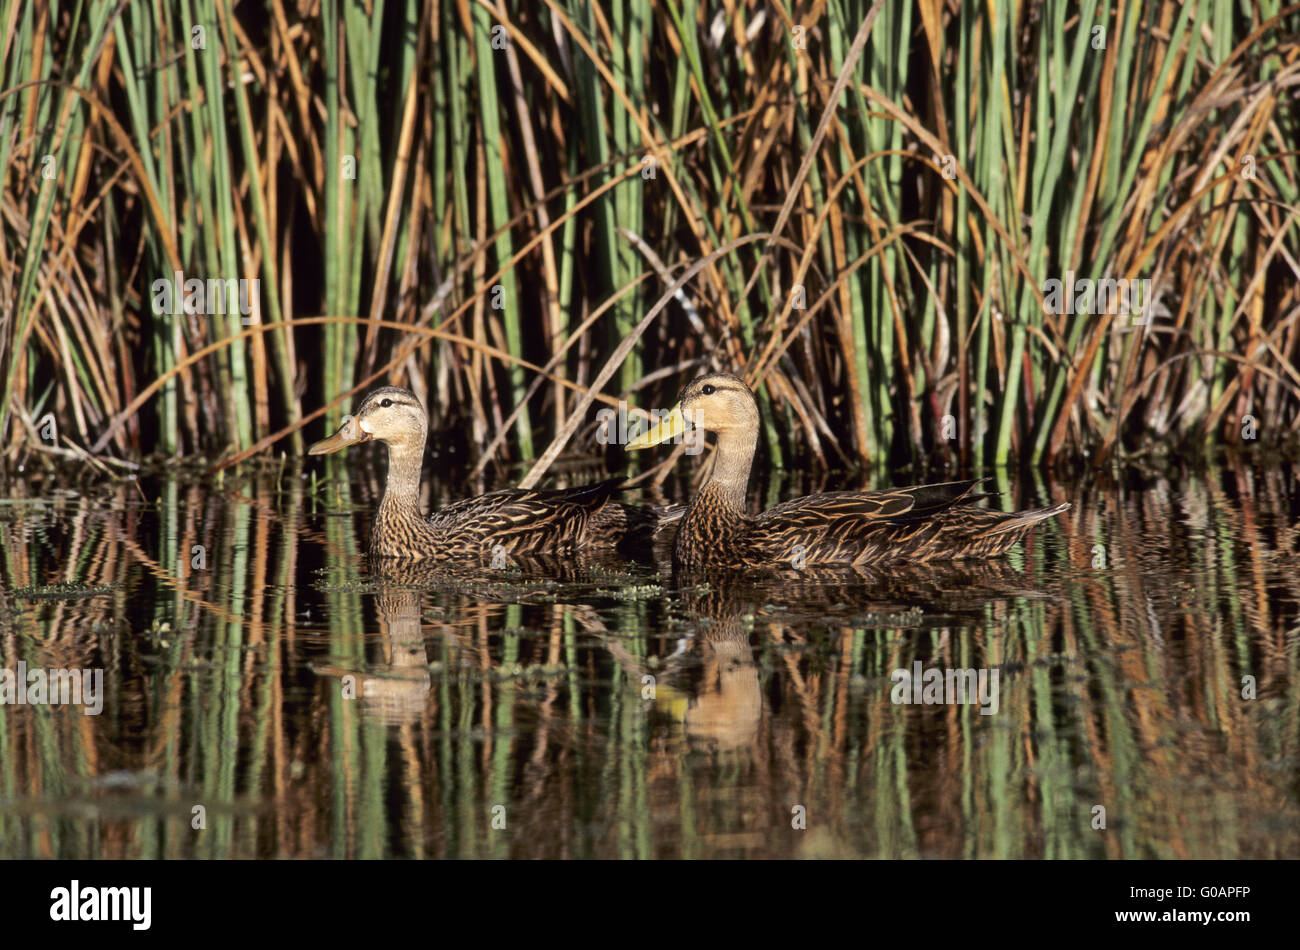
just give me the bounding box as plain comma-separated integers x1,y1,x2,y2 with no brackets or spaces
0,459,1297,858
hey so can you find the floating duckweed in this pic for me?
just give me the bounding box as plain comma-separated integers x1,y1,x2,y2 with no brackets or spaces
12,581,119,601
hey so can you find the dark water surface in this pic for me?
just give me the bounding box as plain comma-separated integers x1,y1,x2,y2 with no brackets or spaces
2,459,1297,859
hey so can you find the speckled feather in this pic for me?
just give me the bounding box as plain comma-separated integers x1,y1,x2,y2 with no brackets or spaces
371,479,624,559
677,478,1069,568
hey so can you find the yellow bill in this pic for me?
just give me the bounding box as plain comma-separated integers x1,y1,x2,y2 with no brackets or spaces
626,404,688,450
308,414,371,455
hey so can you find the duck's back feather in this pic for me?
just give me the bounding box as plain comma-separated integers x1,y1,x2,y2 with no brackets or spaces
423,478,624,556
677,478,1068,568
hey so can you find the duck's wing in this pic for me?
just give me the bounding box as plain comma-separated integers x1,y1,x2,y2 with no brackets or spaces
428,478,624,555
745,489,914,565
746,479,1065,565
587,498,686,556
755,479,983,529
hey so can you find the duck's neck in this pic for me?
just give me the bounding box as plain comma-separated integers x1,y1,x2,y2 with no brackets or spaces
699,426,756,514
675,427,756,568
379,438,425,511
372,438,435,559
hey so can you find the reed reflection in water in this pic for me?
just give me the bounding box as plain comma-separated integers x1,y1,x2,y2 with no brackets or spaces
0,462,1296,858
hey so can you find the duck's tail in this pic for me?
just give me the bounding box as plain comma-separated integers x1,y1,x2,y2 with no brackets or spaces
988,501,1072,533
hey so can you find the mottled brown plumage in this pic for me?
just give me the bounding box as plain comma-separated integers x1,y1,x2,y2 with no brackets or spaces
309,386,677,560
627,373,1070,570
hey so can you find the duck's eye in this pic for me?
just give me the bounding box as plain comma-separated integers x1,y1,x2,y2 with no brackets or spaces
380,398,392,408
701,384,716,395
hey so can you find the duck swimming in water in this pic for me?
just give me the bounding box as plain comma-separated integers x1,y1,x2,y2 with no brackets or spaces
626,373,1069,570
310,386,676,560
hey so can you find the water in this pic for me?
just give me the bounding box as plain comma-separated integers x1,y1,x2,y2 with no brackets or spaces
1,458,1297,858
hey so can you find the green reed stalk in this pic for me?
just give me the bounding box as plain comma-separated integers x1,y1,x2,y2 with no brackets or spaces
322,0,352,431
219,0,301,451
192,0,251,449
472,3,532,457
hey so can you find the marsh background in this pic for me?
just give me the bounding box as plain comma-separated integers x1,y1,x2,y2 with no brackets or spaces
1,0,1298,858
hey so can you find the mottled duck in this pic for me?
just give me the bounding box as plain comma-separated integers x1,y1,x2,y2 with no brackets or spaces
626,373,1069,570
309,386,674,560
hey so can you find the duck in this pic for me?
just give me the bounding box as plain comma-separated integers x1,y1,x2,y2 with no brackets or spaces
309,386,676,560
626,372,1069,569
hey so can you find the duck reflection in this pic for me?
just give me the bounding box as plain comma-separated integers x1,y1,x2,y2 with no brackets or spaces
660,584,763,753
357,574,431,724
657,559,1062,755
341,552,663,724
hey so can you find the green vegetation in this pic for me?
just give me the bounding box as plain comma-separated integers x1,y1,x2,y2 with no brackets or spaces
1,0,1296,475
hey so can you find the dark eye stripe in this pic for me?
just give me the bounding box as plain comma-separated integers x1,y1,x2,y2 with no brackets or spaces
370,395,418,409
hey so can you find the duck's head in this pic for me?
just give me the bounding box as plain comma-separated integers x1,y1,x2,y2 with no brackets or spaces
308,386,428,456
626,372,758,450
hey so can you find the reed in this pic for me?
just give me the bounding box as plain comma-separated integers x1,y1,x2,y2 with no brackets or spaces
1,0,1296,476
